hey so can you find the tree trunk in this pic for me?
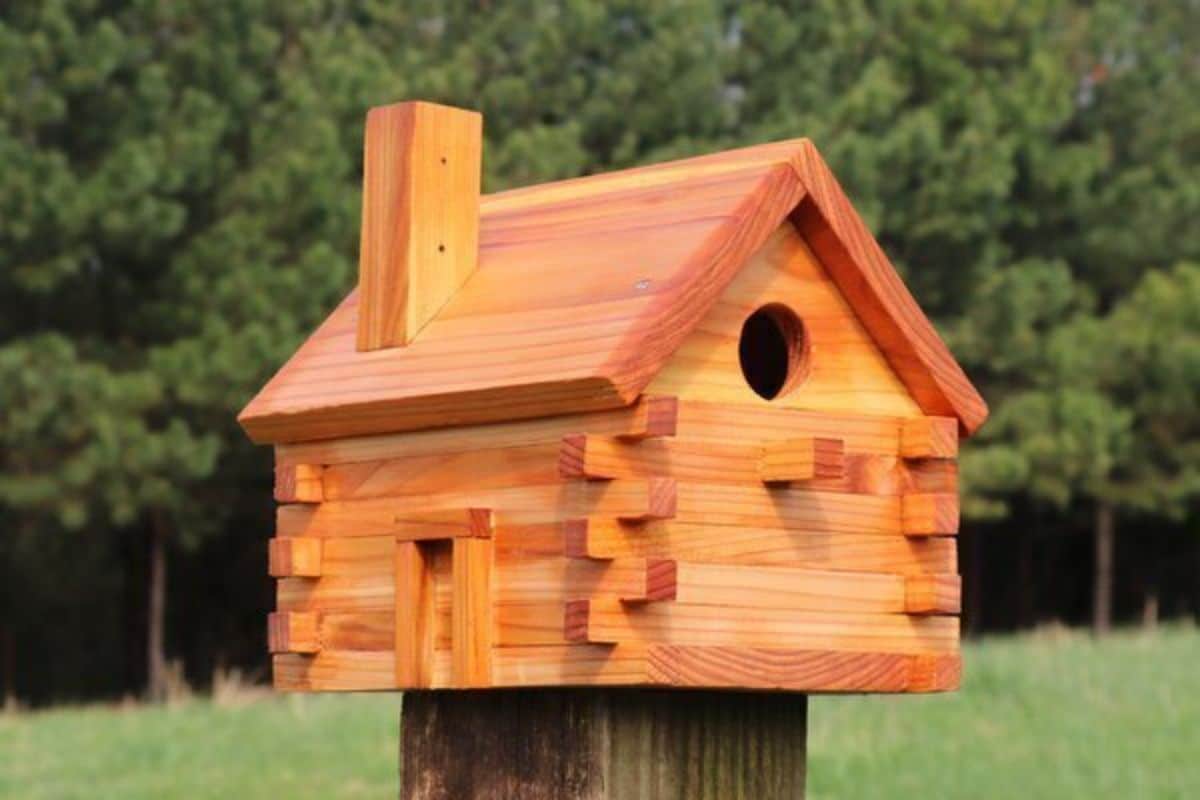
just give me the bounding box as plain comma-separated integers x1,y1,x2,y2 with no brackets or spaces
146,513,169,703
1018,525,1036,629
963,528,983,636
400,689,807,800
1140,546,1160,630
0,537,13,710
1141,589,1159,629
2,624,15,711
121,530,145,697
1092,501,1115,637
1195,544,1200,621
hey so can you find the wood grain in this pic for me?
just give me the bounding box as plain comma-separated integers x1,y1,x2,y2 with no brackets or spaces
318,610,393,651
759,437,846,483
278,482,914,538
272,538,959,613
673,398,903,453
646,223,922,419
900,416,959,459
451,537,492,687
275,646,958,694
670,562,908,613
280,480,684,539
399,688,807,800
395,540,435,687
268,537,322,578
907,653,963,692
275,396,674,468
393,508,493,541
324,443,558,499
274,651,394,691
278,504,496,540
559,434,629,480
904,574,962,615
556,518,955,573
240,157,804,444
268,611,320,654
650,647,960,693
241,138,987,444
356,102,482,350
623,395,678,439
273,463,323,503
557,598,957,653
277,575,393,612
901,493,960,536
646,646,925,693
787,140,987,433
534,557,957,617
321,434,952,500
503,557,680,604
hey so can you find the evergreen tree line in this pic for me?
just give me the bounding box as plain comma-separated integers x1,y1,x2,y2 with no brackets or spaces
1,0,1197,704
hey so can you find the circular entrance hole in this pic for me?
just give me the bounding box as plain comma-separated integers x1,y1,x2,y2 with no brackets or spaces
737,304,809,400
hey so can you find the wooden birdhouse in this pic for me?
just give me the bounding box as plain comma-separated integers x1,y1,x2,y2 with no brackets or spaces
239,101,987,699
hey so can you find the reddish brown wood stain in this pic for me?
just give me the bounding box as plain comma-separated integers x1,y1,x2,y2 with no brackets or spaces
242,102,986,700
240,138,984,445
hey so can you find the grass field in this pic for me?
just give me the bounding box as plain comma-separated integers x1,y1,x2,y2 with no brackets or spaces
1,626,1196,799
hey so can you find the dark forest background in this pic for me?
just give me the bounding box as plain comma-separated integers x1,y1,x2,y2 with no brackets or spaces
1,0,1198,706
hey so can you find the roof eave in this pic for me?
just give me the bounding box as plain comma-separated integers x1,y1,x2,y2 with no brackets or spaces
785,141,989,436
239,373,628,445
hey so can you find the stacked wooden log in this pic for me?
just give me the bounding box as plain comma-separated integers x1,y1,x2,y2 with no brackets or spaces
268,395,961,694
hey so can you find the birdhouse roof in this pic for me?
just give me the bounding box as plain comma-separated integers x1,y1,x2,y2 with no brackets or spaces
239,138,987,444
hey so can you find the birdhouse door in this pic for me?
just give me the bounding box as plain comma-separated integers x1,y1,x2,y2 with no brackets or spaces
393,510,493,689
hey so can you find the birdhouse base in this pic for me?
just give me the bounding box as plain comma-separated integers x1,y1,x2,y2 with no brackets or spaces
400,688,807,799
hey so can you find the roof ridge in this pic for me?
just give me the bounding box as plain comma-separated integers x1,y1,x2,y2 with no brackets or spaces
481,138,811,214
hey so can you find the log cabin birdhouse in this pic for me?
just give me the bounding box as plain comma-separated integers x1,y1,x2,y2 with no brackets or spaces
239,101,988,695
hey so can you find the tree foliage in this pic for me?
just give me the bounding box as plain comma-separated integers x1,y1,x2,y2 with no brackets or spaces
1,0,1198,700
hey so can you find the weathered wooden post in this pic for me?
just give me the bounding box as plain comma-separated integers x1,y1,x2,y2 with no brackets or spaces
239,100,987,799
401,690,807,799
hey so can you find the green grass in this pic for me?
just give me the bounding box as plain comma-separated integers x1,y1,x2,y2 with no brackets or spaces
1,626,1196,799
809,625,1200,799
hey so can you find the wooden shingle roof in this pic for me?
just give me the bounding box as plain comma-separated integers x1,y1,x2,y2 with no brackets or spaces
239,139,987,444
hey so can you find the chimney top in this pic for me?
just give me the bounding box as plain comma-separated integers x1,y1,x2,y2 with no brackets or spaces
356,101,483,351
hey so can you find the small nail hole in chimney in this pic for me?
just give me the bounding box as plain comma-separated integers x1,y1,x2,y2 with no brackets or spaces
438,244,446,253
440,156,447,165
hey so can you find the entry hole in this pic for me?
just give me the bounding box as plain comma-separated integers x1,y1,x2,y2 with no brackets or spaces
737,304,809,400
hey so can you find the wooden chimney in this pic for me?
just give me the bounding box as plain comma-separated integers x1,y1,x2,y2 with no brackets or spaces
355,101,483,350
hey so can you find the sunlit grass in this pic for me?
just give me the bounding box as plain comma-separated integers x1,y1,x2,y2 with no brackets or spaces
810,624,1200,799
0,692,401,799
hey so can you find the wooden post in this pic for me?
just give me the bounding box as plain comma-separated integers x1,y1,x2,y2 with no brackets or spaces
400,689,807,799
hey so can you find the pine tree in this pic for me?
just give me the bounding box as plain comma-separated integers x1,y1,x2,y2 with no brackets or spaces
3,0,1199,699
0,0,381,699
